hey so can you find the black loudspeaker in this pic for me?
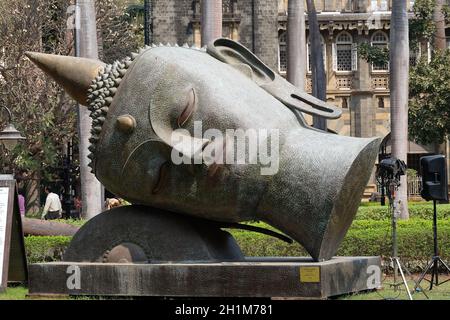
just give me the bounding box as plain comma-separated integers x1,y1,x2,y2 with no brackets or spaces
420,155,449,201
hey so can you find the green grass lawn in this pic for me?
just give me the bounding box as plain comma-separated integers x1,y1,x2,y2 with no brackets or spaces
0,286,29,300
337,275,450,300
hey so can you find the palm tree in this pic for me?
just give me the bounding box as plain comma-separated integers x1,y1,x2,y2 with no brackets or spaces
305,0,326,130
75,0,104,219
287,0,307,91
390,0,409,219
201,0,223,46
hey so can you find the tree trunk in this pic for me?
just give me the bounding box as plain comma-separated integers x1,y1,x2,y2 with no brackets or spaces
22,217,79,236
434,0,447,52
305,0,326,130
75,0,104,219
24,171,40,216
390,1,409,219
201,0,222,47
287,0,307,91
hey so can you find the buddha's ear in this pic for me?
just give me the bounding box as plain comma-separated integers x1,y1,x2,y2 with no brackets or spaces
206,38,275,86
206,38,342,120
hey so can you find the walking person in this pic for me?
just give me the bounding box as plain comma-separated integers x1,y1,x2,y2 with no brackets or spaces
17,188,26,216
74,196,82,219
41,186,62,220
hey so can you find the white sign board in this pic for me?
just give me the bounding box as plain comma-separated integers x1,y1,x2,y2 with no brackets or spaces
0,187,9,285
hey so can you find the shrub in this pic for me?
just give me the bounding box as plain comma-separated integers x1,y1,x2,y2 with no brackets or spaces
24,236,71,264
356,203,450,220
52,219,86,228
231,219,450,271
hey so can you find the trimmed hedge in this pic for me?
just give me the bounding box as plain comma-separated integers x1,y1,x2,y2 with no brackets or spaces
355,203,450,220
233,219,450,261
25,236,71,264
336,219,450,271
32,203,449,224
24,218,450,272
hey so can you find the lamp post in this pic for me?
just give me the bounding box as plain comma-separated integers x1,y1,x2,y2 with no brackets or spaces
144,0,152,46
0,105,26,151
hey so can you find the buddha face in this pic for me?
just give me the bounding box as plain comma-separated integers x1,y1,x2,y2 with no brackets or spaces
94,44,302,221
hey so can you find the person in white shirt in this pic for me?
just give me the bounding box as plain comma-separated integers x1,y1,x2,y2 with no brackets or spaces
41,186,62,220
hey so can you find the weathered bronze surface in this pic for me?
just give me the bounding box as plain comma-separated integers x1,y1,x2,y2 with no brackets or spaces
64,205,244,263
27,38,380,261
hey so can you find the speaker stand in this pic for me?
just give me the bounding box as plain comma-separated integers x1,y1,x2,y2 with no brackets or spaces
388,257,414,300
385,193,425,300
415,200,450,291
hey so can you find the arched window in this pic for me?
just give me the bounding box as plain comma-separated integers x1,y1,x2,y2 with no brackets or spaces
371,31,389,72
333,31,357,72
342,97,349,109
378,97,385,109
307,34,326,73
222,0,235,15
278,31,287,73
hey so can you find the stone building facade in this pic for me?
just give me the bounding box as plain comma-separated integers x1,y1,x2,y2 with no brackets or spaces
149,0,449,183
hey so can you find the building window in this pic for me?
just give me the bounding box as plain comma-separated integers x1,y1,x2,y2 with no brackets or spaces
378,97,385,108
333,31,357,72
222,24,231,38
371,31,389,72
371,0,389,11
410,46,421,67
342,0,353,12
307,35,326,73
278,0,287,14
342,97,349,109
278,31,287,73
222,0,235,15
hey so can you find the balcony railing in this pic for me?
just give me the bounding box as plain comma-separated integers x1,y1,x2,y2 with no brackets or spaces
376,175,422,200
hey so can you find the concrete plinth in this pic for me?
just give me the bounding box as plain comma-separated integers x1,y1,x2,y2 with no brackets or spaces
28,256,381,299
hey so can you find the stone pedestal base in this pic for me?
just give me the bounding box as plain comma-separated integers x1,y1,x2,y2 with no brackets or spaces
28,256,381,299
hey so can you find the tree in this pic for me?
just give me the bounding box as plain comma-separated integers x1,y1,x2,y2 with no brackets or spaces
409,0,436,61
96,0,142,63
201,0,222,47
433,0,447,52
305,0,326,130
390,0,410,219
75,0,104,219
359,0,436,65
0,0,140,216
409,51,450,145
287,0,306,91
0,0,77,215
408,0,450,150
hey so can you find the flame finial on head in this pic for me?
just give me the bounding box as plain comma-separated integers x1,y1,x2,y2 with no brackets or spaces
25,52,105,106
